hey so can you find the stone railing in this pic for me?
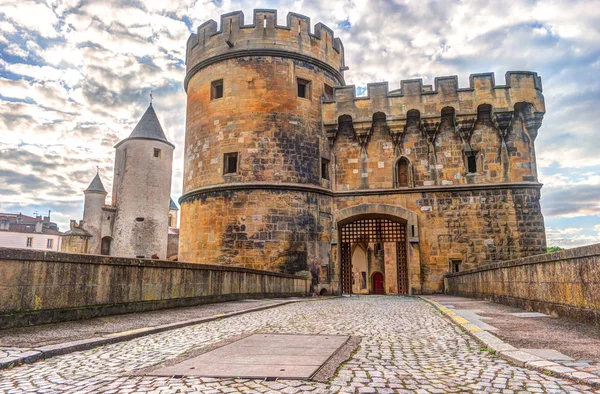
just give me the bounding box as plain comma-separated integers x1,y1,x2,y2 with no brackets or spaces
0,248,310,329
444,243,600,325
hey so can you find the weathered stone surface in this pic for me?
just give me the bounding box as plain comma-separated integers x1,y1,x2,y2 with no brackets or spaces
445,243,600,325
180,10,547,294
0,247,309,329
1,297,597,393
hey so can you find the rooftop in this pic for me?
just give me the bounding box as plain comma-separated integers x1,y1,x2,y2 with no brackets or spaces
115,104,174,148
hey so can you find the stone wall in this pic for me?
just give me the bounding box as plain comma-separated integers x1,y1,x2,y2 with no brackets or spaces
444,244,600,325
0,247,309,329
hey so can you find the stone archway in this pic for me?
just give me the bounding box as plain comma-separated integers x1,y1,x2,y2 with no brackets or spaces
334,204,419,295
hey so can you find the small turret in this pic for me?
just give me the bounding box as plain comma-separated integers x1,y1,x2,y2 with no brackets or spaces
82,172,107,254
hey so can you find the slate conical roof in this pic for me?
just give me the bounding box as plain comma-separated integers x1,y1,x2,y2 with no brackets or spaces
170,198,179,211
84,173,107,194
115,104,174,148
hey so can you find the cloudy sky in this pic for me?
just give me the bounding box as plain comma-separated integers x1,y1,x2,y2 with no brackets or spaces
1,0,599,248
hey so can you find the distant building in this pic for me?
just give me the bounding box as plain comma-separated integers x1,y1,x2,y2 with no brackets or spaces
167,198,179,260
0,211,62,251
62,103,178,259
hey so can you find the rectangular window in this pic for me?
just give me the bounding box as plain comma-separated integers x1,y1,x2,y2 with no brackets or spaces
26,237,33,247
466,151,478,173
297,78,311,99
223,152,238,175
323,83,334,100
153,148,161,158
211,79,224,100
361,272,367,289
449,259,461,273
47,239,53,249
321,158,330,180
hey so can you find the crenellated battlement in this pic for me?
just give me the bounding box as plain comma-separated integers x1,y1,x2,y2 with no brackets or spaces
185,10,346,90
323,71,545,128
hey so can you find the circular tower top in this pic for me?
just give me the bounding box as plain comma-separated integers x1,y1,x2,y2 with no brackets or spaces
185,9,346,90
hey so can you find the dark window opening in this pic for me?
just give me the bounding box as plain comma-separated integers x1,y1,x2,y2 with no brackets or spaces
107,216,110,221
466,152,478,173
411,225,416,237
224,152,238,175
323,83,334,100
136,217,145,222
101,236,111,255
477,104,492,123
211,79,223,100
26,237,33,247
319,288,328,296
136,255,145,259
153,148,161,158
407,109,420,127
297,78,311,99
449,259,462,273
361,271,367,289
321,158,330,180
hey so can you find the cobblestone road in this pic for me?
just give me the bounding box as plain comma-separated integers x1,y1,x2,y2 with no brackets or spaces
1,297,598,393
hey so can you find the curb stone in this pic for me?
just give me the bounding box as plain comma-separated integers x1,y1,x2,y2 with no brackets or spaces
0,297,327,370
418,296,600,389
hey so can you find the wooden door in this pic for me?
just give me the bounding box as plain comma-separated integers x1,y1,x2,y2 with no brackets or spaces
373,272,384,294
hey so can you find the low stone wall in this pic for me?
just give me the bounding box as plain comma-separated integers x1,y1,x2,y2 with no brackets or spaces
0,248,310,329
444,243,600,325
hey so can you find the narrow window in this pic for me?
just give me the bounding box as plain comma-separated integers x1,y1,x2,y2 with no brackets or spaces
323,83,334,100
466,151,478,173
297,78,311,99
47,239,53,249
136,217,145,222
321,158,330,180
397,158,409,187
449,259,462,273
411,225,416,237
361,272,367,289
224,152,238,175
153,148,161,158
26,237,33,247
211,79,223,100
169,215,174,227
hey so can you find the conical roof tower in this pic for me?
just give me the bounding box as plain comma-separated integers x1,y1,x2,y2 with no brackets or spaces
84,172,107,194
115,104,174,148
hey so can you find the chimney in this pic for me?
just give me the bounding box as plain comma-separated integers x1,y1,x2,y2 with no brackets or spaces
70,220,77,230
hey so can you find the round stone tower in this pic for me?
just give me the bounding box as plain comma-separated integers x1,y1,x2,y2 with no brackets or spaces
111,104,174,259
82,172,107,255
179,10,345,273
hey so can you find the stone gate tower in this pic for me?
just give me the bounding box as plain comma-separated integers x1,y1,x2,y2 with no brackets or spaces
181,10,547,294
179,10,345,272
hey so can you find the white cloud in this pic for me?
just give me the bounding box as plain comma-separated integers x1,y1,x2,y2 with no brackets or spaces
1,0,600,237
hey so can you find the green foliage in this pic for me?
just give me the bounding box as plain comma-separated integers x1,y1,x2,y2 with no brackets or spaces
547,246,564,253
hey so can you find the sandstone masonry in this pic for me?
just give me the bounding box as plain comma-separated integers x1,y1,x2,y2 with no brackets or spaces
179,10,547,294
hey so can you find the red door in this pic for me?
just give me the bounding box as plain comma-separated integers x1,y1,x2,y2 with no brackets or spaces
373,272,384,294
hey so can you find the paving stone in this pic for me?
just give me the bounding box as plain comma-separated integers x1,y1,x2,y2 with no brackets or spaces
0,297,598,393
